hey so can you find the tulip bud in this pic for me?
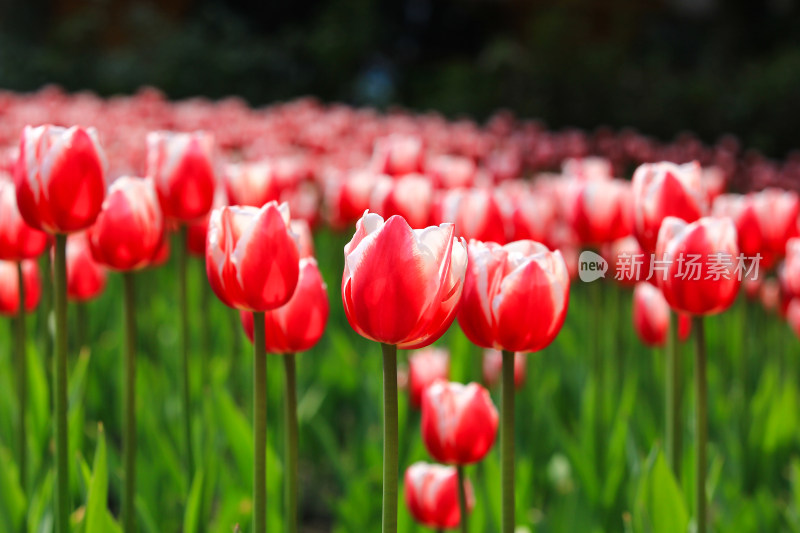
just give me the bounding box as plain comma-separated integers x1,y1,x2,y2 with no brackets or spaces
711,194,761,257
147,131,216,222
655,216,741,315
371,134,425,177
240,257,329,353
632,161,706,253
404,462,474,529
751,188,799,257
408,348,450,409
66,232,107,302
87,177,165,271
437,188,509,244
15,125,107,233
342,212,467,349
569,179,633,245
0,176,48,261
421,380,498,465
0,260,41,315
370,174,434,229
458,240,570,352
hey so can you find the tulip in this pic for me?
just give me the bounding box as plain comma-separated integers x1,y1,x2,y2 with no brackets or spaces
421,380,498,465
711,194,761,258
206,201,300,312
483,349,526,389
324,168,378,228
147,130,216,222
15,125,107,233
371,134,425,176
370,174,434,229
240,256,327,533
224,161,281,208
655,216,741,533
606,236,651,286
85,175,165,532
456,238,568,533
783,238,800,298
0,260,41,316
632,282,692,347
751,187,799,258
0,176,48,261
405,462,474,530
342,212,467,533
206,201,300,533
407,348,450,409
15,123,108,532
426,154,476,189
568,179,633,245
437,188,508,244
655,216,740,316
88,177,164,271
66,232,108,303
631,161,706,254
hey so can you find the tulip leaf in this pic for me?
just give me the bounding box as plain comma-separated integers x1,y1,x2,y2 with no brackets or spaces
0,446,26,532
183,469,205,533
85,423,108,533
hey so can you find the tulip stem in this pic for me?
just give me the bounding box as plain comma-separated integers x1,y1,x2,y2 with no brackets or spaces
665,312,682,479
253,312,267,533
122,272,137,533
457,465,469,533
284,353,298,533
53,234,69,533
177,226,194,480
693,316,707,533
381,343,399,533
14,262,27,494
501,350,515,533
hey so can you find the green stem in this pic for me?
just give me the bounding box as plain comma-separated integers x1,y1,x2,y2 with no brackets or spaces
40,253,53,372
591,281,605,475
122,273,137,533
15,262,27,495
200,267,211,390
665,312,682,479
381,343,399,533
501,350,515,533
229,308,244,405
284,354,299,533
693,316,707,533
253,312,267,533
177,226,194,479
457,465,469,533
53,234,69,532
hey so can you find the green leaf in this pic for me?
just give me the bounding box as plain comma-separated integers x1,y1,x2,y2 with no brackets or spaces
634,450,689,533
0,446,26,532
183,469,205,533
85,423,108,533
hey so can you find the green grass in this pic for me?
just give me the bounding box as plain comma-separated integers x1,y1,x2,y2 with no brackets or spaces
1,228,799,532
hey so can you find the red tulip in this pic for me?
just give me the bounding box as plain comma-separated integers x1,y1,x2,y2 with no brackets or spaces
782,238,800,297
0,176,48,261
606,236,651,285
632,161,706,253
506,186,556,244
370,174,434,229
562,156,613,181
147,131,216,222
224,161,280,207
87,177,164,271
569,178,633,245
701,166,726,203
711,194,761,257
458,240,570,352
342,212,467,349
408,348,450,409
482,349,526,389
655,216,741,315
751,188,799,257
240,257,328,353
426,154,476,189
632,282,691,347
421,380,498,465
438,188,508,244
206,201,300,311
186,217,209,257
371,134,425,176
66,232,107,302
15,125,107,233
0,260,41,315
405,462,474,529
324,169,378,228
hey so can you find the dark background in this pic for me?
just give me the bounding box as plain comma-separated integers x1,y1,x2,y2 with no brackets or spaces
1,0,799,158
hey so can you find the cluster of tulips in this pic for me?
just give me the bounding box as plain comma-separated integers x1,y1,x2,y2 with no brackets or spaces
1,86,800,533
